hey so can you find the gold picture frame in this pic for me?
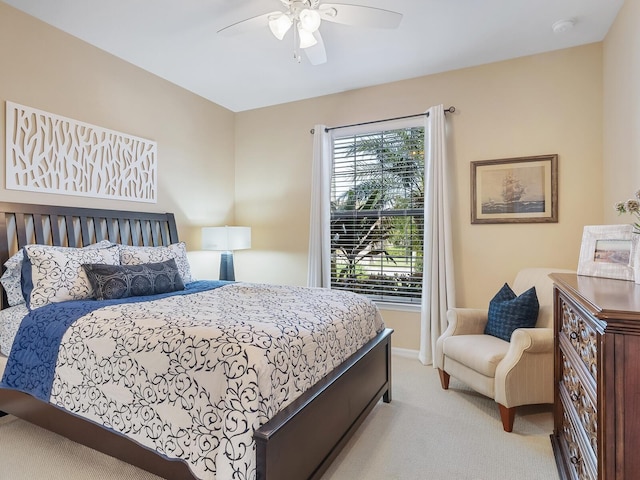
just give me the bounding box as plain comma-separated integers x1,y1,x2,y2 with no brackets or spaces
471,154,558,224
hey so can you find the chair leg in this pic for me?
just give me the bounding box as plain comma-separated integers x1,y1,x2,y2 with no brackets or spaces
438,369,450,389
498,404,516,432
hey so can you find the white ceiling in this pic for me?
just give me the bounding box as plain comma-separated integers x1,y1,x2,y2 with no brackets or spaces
3,0,624,112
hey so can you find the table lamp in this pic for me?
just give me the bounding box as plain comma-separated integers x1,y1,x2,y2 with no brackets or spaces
201,226,251,281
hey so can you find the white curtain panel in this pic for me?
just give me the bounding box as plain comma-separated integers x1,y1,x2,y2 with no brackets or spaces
419,105,456,365
307,125,332,288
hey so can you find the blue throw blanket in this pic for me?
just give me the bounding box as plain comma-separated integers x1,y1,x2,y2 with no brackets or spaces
0,280,229,401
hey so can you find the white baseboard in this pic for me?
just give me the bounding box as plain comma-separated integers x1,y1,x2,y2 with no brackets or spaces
391,347,419,359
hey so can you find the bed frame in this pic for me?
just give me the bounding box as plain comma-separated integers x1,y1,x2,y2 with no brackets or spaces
0,202,393,480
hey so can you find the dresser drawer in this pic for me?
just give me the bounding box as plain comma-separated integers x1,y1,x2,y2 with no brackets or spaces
559,347,597,453
559,402,597,480
559,297,598,381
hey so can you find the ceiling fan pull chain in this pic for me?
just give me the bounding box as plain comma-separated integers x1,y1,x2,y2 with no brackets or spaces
293,22,302,63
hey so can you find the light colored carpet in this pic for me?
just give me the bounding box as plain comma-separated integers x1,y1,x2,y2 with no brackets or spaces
0,353,559,480
322,353,559,480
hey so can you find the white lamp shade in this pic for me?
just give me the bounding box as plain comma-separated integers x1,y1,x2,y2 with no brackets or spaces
202,226,251,251
299,9,321,33
298,27,317,48
269,13,293,40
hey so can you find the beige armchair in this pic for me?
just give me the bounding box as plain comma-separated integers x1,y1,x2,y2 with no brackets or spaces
435,267,574,432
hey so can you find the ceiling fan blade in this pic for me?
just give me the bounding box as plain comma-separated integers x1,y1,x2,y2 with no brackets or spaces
217,11,279,36
319,3,403,29
304,31,327,65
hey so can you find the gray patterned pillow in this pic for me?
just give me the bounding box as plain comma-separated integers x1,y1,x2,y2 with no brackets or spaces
83,259,185,300
119,242,193,283
22,244,120,310
1,240,113,307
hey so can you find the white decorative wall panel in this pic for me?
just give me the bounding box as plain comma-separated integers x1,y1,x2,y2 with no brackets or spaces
5,101,157,203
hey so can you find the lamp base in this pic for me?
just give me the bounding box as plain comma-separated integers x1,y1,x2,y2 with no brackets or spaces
219,252,235,281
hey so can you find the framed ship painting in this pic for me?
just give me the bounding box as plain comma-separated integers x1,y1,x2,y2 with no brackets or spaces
470,154,558,224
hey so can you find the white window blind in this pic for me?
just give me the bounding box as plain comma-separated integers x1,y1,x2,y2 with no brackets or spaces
330,124,424,304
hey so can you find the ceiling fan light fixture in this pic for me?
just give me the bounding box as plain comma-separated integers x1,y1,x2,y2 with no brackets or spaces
219,1,403,65
299,8,322,33
268,13,293,40
298,26,318,48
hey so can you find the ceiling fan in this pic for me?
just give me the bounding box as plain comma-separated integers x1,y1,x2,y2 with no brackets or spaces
217,0,403,65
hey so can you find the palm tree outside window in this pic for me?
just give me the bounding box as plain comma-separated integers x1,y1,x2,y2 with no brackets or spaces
330,123,424,304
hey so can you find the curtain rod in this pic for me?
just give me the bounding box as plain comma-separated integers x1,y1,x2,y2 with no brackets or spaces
310,106,455,134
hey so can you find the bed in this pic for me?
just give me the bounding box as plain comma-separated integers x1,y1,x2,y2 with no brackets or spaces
0,202,392,480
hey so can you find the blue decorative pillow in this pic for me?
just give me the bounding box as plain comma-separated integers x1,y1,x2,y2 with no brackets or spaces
82,259,185,301
484,283,539,341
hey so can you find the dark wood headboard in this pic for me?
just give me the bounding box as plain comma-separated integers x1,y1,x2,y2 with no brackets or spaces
0,202,179,309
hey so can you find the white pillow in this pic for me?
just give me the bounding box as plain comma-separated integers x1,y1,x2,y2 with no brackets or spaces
119,242,193,283
22,243,120,310
1,240,113,307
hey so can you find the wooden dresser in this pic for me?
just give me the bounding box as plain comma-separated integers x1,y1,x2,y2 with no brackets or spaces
550,273,640,480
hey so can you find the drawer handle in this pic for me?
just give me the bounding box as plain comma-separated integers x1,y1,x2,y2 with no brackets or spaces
570,331,579,340
570,456,581,465
571,393,580,402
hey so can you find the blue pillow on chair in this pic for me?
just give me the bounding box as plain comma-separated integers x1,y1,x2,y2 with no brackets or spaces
484,283,539,341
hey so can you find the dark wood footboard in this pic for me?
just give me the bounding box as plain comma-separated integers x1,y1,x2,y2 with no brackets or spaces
255,327,393,480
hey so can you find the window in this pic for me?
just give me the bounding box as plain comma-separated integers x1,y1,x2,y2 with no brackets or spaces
330,122,425,304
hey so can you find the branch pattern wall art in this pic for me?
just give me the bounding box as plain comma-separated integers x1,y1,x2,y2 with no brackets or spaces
5,101,157,203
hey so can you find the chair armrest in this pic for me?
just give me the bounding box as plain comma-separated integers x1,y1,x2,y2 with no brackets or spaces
509,327,554,354
444,308,489,336
434,308,488,369
494,328,555,407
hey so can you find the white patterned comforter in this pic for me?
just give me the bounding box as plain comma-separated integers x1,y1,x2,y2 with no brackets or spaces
47,283,384,480
0,304,28,356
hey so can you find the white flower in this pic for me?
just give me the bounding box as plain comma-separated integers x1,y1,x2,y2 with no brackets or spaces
625,199,640,213
616,190,640,231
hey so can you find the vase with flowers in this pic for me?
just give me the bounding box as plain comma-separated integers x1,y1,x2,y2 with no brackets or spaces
615,190,640,283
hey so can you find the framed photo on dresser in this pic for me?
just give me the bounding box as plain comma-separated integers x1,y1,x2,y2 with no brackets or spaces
577,224,637,281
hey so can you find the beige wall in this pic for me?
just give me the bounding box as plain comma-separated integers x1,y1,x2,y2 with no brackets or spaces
1,2,616,352
235,45,604,350
603,0,640,223
0,2,236,256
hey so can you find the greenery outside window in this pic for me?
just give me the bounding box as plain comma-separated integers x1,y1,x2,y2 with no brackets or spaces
330,122,425,304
